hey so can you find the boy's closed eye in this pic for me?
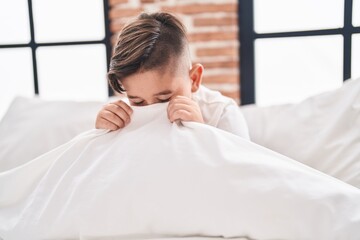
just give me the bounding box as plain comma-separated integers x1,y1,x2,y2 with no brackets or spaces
130,95,172,106
157,95,172,103
132,100,145,106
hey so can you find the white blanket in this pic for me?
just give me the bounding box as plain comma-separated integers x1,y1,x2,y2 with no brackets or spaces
0,103,359,240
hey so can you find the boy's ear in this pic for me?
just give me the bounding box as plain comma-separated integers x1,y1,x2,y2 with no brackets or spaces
189,63,204,93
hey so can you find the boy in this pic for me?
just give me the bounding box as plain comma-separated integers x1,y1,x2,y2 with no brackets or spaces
96,12,250,140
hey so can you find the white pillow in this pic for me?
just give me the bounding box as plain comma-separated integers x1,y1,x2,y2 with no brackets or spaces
241,78,360,188
0,97,103,171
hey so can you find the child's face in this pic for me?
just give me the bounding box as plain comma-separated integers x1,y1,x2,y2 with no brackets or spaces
121,63,202,106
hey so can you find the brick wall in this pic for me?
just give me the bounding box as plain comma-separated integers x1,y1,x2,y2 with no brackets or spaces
108,0,240,103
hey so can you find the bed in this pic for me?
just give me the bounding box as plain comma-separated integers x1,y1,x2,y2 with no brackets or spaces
0,78,359,239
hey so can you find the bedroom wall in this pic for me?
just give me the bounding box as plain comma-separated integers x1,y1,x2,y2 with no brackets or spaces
108,0,240,103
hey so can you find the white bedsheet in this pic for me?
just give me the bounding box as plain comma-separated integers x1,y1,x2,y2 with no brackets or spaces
0,103,359,240
82,237,250,240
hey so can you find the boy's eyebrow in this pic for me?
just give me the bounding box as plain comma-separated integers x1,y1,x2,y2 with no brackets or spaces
127,90,172,99
153,90,172,96
127,95,140,99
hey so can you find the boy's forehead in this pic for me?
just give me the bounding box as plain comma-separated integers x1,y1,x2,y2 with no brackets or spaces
122,69,186,93
121,53,191,95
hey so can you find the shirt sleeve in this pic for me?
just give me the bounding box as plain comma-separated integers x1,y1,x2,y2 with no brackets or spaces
216,102,251,140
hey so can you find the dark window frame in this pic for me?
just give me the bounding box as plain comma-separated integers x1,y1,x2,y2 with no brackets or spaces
0,0,113,96
238,0,360,105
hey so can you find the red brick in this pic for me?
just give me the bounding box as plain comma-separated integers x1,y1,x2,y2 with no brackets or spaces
202,60,238,69
220,90,240,100
110,21,126,33
202,74,238,84
162,3,236,14
109,0,128,7
197,47,238,57
109,7,143,19
111,34,119,47
189,31,238,42
194,16,237,27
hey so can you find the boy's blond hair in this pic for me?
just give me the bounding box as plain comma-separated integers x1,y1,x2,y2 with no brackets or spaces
108,12,188,94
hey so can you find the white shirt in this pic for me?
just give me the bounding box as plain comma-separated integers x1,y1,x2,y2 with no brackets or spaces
192,86,250,140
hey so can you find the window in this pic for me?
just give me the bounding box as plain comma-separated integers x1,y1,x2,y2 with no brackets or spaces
0,0,111,117
239,0,360,106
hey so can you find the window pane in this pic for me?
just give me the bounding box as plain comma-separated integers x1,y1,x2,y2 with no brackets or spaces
255,35,343,106
254,0,344,33
354,0,360,27
352,34,360,80
0,0,30,44
0,48,34,119
33,0,105,43
36,44,108,101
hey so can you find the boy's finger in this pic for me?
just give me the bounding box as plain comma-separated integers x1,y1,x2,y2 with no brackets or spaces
100,110,126,128
105,104,131,125
169,109,192,122
168,97,201,116
167,102,194,117
170,95,192,102
96,117,119,131
168,96,195,109
112,100,133,116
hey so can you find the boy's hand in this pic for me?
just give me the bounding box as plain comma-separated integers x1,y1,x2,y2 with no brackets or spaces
167,96,204,124
95,100,133,131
